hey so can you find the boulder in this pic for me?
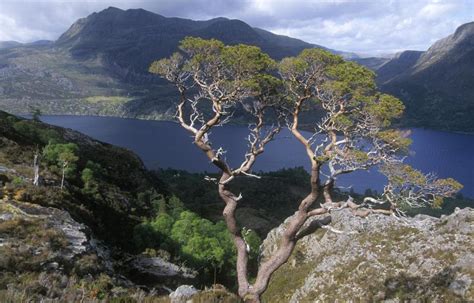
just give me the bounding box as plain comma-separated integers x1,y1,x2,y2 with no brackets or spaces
169,285,198,303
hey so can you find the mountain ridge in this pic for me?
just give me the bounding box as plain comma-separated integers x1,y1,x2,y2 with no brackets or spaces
55,6,356,73
375,21,474,131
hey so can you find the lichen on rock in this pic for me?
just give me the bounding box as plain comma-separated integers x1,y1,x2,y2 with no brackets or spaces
262,207,474,302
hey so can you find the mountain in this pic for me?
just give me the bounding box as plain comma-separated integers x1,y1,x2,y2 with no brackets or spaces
55,7,354,74
2,8,472,132
373,22,474,131
0,7,354,119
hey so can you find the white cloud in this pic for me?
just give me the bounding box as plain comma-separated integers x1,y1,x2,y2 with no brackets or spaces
418,2,458,20
0,14,54,41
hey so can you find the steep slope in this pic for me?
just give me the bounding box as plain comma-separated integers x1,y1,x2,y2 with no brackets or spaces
0,111,209,301
376,50,424,83
379,22,474,131
0,110,162,246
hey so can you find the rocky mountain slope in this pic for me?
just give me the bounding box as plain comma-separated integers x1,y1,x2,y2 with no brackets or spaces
365,22,474,132
0,111,242,301
0,110,198,301
0,110,274,302
0,196,215,301
261,207,474,302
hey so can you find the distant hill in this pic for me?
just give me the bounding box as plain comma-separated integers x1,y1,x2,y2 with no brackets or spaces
352,56,390,71
361,22,474,132
0,41,23,49
0,7,354,119
0,40,53,49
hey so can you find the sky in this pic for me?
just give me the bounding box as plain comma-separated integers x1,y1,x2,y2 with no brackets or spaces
0,0,472,56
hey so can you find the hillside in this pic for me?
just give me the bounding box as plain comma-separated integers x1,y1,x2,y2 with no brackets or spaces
0,41,22,49
1,111,473,301
0,111,251,300
0,7,353,120
261,207,474,302
373,22,474,132
0,110,161,246
0,111,310,300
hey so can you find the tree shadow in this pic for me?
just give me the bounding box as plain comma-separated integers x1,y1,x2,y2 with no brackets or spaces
296,216,332,240
383,266,461,300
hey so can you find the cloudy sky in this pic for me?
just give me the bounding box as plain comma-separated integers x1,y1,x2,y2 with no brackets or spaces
0,0,472,56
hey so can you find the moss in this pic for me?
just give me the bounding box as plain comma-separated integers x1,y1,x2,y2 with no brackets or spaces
84,96,132,104
262,235,324,303
424,248,457,264
73,254,103,276
191,289,241,303
108,297,139,303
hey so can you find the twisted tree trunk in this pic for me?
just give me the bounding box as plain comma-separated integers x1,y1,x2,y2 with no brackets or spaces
218,172,251,298
323,178,334,203
247,164,321,301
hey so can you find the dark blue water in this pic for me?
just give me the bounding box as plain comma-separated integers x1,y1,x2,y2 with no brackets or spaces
40,115,474,197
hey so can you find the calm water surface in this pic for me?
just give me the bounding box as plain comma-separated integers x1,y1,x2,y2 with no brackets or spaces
41,115,474,197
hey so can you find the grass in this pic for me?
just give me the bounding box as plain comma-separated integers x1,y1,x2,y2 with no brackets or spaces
84,96,132,104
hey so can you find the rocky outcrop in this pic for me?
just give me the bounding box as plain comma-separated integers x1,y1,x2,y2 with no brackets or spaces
0,199,197,301
166,285,240,303
261,207,474,302
124,254,197,291
130,256,197,279
0,199,90,262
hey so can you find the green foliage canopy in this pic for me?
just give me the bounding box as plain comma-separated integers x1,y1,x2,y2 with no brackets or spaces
43,142,79,177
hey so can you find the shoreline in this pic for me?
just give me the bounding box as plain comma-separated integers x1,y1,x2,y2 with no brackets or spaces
14,111,474,136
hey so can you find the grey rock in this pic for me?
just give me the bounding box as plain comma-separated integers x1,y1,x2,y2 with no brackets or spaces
0,213,13,221
130,255,197,279
449,274,472,297
0,165,14,173
43,261,59,270
261,207,474,302
169,285,198,303
1,200,89,261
